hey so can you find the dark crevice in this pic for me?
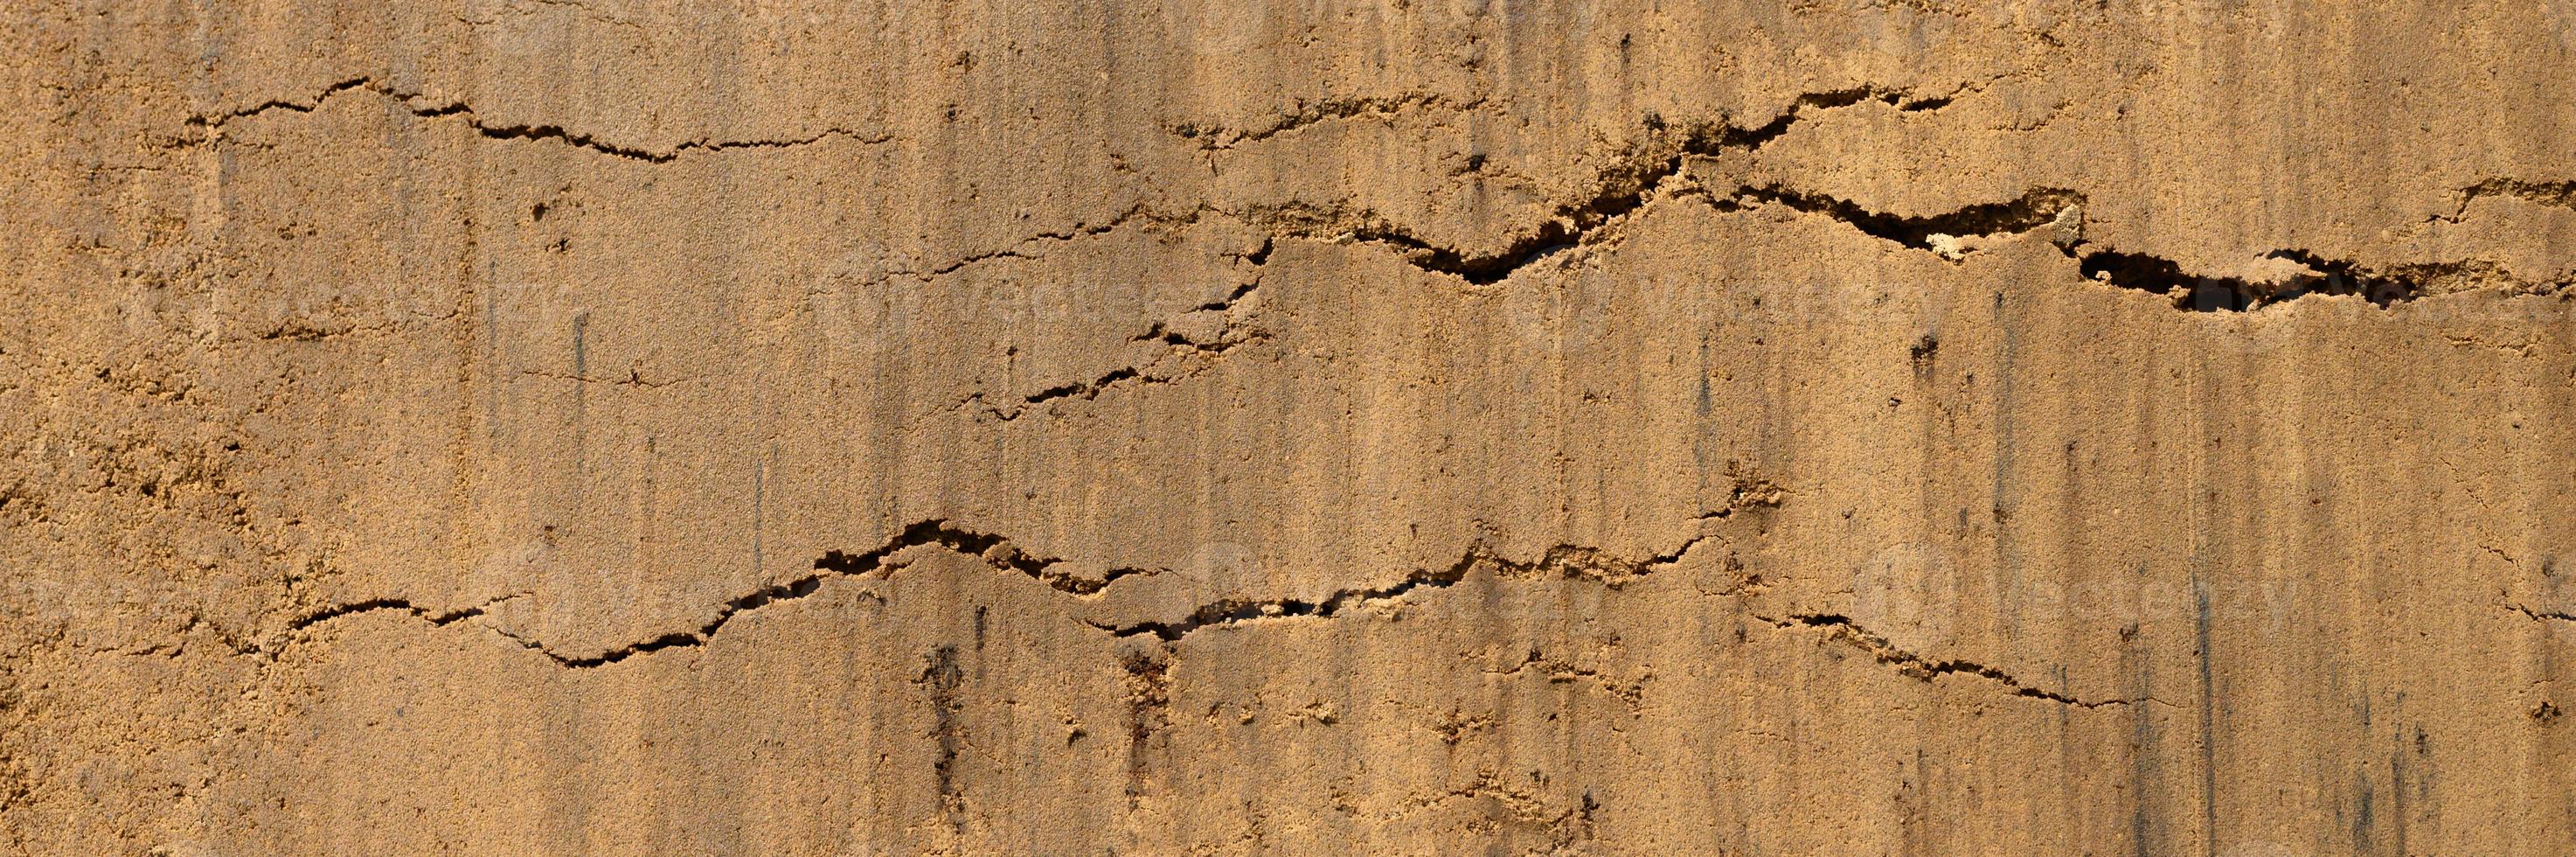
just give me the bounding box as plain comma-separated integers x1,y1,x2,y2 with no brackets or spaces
1087,555,1474,643
1770,614,2165,709
1099,566,1158,586
1278,88,2551,309
1349,220,1579,286
816,518,1117,596
975,261,1272,422
977,335,1266,421
1360,85,1953,285
267,516,2174,713
285,596,510,632
1169,92,1489,150
291,519,1131,668
2510,603,2576,624
2073,250,2242,309
1698,183,2510,311
290,518,1738,665
1011,368,1142,410
1711,184,2084,252
2437,177,2576,222
191,76,894,163
1128,275,1265,347
1088,531,1725,642
1707,86,1914,150
2073,247,2418,311
188,77,376,127
552,518,1094,666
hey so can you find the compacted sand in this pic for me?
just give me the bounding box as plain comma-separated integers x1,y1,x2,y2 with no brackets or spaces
7,2,2576,854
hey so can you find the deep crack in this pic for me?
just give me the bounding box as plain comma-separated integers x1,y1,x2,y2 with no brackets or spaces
1339,84,1961,285
1700,184,2563,310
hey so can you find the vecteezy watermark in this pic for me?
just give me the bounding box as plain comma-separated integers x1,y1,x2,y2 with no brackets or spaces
1837,544,2319,644
1849,542,1962,650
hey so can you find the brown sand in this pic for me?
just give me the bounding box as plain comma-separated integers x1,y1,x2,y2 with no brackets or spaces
7,2,2576,854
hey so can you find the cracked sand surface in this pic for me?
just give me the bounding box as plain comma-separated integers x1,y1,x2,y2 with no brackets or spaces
9,1,2576,854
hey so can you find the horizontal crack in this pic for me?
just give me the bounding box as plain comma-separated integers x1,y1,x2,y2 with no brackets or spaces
517,368,692,389
910,205,1181,278
189,76,895,163
286,593,524,634
1323,84,1962,285
287,519,1134,667
1697,183,2570,311
1082,555,1472,643
2510,603,2576,624
1087,531,1725,642
264,515,2170,714
1156,88,2575,309
286,520,1732,665
198,79,2574,311
2435,177,2576,222
1168,92,1491,150
1704,183,2084,255
2074,247,2411,311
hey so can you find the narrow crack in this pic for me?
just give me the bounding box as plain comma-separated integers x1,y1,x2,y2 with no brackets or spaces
2510,603,2576,624
912,205,1178,278
2434,177,2576,222
1083,554,1474,643
260,516,2169,713
1130,268,1266,346
1168,92,1490,150
282,521,1724,664
1763,613,2170,709
1480,650,1649,716
964,324,1269,422
189,77,377,127
189,76,895,163
288,519,1132,667
1087,531,1724,642
892,169,2561,317
285,592,526,634
517,368,692,389
969,240,1274,422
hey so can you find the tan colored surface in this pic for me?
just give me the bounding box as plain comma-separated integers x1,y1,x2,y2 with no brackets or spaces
8,1,2576,854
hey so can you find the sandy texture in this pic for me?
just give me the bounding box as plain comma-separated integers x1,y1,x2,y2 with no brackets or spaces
8,1,2576,854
